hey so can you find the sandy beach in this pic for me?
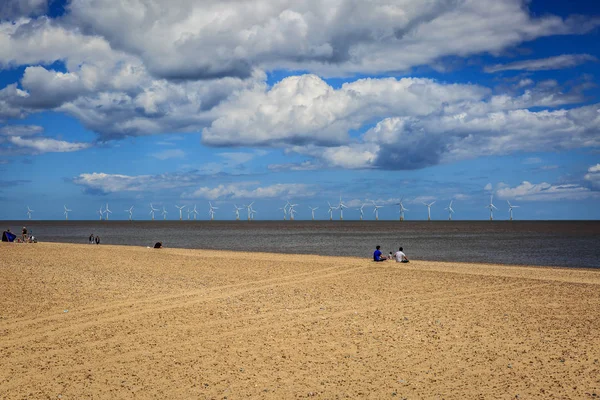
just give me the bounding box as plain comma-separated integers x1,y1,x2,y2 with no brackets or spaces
1,243,599,399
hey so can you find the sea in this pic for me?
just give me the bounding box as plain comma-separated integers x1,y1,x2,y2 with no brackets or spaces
2,220,600,269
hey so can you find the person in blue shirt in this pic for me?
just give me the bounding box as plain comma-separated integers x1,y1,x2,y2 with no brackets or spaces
373,245,387,262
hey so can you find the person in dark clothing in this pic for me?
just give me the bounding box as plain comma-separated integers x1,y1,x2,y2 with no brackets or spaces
373,245,386,262
95,236,100,245
89,234,94,244
22,226,28,242
153,242,163,249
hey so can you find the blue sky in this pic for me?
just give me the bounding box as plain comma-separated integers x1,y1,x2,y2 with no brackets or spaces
1,0,599,220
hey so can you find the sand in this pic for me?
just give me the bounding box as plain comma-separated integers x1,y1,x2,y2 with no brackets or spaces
1,243,599,399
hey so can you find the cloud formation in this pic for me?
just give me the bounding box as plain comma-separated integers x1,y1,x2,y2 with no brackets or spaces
584,164,600,188
185,183,315,200
485,54,597,73
0,124,91,155
496,181,599,201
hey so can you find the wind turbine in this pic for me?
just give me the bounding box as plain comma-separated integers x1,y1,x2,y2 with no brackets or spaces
63,205,72,220
444,200,455,221
149,203,158,220
250,204,257,220
98,205,105,220
338,196,348,220
26,206,33,220
175,205,185,220
423,201,435,221
244,202,254,221
372,201,383,221
161,206,168,220
209,202,218,220
234,205,244,221
125,206,134,221
396,197,408,221
287,202,298,220
308,206,319,221
187,207,191,220
192,204,199,220
104,203,112,220
279,202,289,220
357,204,365,221
486,195,498,221
327,202,337,221
507,200,519,221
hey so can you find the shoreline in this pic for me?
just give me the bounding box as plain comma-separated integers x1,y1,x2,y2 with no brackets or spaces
2,242,599,398
5,240,600,272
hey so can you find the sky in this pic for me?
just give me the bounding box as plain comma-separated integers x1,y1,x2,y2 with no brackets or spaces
0,0,599,221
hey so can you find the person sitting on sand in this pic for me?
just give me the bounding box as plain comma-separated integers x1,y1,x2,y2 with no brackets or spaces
153,242,163,249
373,245,386,262
395,247,409,263
95,236,100,245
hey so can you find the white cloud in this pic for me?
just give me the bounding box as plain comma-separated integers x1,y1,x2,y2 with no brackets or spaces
485,54,597,73
8,136,90,153
151,149,185,160
584,163,600,188
0,0,47,20
484,183,493,191
496,181,599,201
72,171,209,193
0,125,43,136
185,182,315,200
63,0,599,78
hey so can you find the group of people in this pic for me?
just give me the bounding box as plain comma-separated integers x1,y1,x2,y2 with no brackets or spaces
88,234,101,245
1,227,36,243
373,245,409,263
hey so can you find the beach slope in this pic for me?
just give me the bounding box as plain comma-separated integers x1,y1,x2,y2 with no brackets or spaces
1,243,599,399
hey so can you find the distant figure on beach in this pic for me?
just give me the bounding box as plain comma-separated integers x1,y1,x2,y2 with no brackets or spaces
89,234,94,244
153,242,163,249
22,226,27,242
373,245,386,262
388,252,393,260
95,236,100,245
395,247,409,263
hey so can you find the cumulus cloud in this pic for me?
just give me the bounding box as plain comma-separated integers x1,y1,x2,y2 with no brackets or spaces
496,181,599,201
485,54,597,73
64,0,600,79
72,171,206,194
0,124,91,155
0,0,47,20
584,164,600,188
185,182,315,200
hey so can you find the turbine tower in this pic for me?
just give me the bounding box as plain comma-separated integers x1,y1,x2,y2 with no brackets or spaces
244,202,254,221
192,205,199,220
308,206,319,221
288,202,298,220
507,200,520,221
338,196,348,220
444,200,455,221
26,206,34,220
357,204,365,221
486,195,498,221
63,205,72,221
234,205,243,221
209,202,218,220
372,201,383,221
104,203,112,220
125,206,134,221
396,197,408,221
175,205,185,220
149,204,158,220
187,207,191,220
327,202,337,221
98,205,104,220
280,202,289,220
162,206,168,220
423,201,435,221
250,204,257,220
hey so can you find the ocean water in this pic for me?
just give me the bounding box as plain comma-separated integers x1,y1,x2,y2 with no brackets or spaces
2,220,599,269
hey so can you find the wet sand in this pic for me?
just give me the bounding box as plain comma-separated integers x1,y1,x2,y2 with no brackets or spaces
1,242,599,399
